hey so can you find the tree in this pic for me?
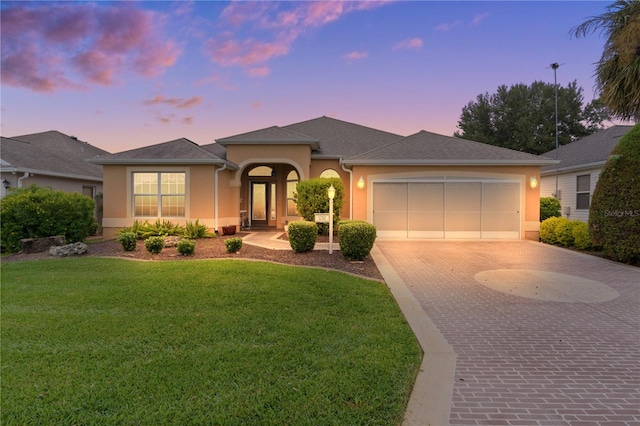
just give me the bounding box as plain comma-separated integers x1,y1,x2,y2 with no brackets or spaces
455,80,610,154
294,178,343,234
571,0,640,121
588,123,640,264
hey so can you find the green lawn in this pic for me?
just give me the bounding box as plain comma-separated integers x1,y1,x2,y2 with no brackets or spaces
1,258,421,425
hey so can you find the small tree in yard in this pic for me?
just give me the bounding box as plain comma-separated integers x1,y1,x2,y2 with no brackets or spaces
0,185,97,252
540,197,562,221
294,178,344,234
589,123,640,264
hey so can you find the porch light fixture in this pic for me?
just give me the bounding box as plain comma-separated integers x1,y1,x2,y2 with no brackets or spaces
2,179,9,189
357,176,365,189
328,184,335,254
530,176,538,190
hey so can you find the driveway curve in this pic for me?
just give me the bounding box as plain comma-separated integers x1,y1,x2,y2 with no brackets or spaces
374,240,639,426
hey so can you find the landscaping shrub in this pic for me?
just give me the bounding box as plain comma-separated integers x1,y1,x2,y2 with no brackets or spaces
144,236,165,254
572,222,595,250
589,123,640,264
0,185,97,252
339,220,377,261
184,219,214,239
288,221,318,253
139,219,184,239
224,237,243,254
117,232,138,252
539,216,565,245
177,239,196,256
294,178,343,234
540,196,562,221
555,219,581,247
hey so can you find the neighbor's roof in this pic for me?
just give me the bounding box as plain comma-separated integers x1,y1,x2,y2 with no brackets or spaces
283,116,403,158
345,130,557,166
0,130,109,180
540,125,634,174
88,138,237,168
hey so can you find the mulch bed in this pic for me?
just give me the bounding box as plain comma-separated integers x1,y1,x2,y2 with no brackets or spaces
2,234,384,281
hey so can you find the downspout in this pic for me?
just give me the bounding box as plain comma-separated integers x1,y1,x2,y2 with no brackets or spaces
214,163,227,234
17,172,30,188
339,158,353,220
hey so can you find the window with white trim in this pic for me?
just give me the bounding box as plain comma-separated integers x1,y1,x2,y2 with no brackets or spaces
320,169,340,179
286,170,299,216
133,172,185,217
576,174,590,210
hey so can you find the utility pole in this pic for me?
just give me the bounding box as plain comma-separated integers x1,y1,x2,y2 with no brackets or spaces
551,62,560,199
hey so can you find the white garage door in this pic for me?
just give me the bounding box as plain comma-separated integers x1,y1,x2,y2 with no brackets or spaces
373,181,520,239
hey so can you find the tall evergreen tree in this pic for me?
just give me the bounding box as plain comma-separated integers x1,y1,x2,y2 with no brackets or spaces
455,81,609,154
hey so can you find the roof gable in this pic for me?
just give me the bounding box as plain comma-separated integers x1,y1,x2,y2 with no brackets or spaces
540,125,633,172
216,126,319,149
283,116,403,158
346,130,555,165
1,130,109,178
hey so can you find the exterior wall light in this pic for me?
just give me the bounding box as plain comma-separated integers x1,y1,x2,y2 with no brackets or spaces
530,176,538,189
2,179,10,189
357,176,365,189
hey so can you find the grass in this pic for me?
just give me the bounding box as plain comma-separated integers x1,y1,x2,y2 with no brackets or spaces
1,258,421,425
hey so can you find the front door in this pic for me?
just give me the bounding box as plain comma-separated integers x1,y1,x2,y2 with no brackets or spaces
251,182,268,227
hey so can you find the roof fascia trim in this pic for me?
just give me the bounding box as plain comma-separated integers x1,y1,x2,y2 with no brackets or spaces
0,166,103,182
343,159,560,166
540,161,605,176
217,140,320,150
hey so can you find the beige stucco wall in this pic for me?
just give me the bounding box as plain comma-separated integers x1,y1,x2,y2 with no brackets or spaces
101,164,225,240
349,165,541,240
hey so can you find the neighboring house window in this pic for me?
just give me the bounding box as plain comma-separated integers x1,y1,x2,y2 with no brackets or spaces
576,174,590,210
133,172,185,217
320,169,340,179
287,170,299,216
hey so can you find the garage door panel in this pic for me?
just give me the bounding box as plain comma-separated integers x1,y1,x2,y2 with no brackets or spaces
408,183,444,211
445,182,481,211
483,212,519,232
373,211,407,231
483,183,519,211
373,183,407,211
445,211,481,232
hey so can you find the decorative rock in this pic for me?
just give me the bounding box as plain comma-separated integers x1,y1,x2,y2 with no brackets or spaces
163,236,182,247
20,236,66,254
49,242,88,257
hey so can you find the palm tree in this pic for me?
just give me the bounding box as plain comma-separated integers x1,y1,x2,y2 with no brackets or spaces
571,0,640,121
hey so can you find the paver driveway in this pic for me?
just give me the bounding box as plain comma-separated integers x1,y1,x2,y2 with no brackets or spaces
375,240,640,426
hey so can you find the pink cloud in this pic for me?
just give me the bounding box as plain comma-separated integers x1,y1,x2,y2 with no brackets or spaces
343,51,369,61
143,95,203,109
182,116,194,125
0,3,180,92
247,67,271,77
252,101,262,108
208,1,391,75
434,20,463,32
393,38,423,51
473,12,489,25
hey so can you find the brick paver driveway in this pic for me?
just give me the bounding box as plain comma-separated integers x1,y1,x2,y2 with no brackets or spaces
375,240,640,426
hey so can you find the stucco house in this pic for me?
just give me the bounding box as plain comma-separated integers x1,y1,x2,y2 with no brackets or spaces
540,125,633,222
90,116,555,241
0,130,109,200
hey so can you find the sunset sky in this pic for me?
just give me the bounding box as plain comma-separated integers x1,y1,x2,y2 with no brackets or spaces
1,1,610,153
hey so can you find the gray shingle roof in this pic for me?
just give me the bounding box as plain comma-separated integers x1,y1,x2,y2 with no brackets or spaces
0,130,109,179
89,138,235,167
216,126,319,149
283,116,403,158
540,125,633,173
346,130,554,165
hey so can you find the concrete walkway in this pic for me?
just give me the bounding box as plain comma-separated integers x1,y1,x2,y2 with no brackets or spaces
241,231,338,251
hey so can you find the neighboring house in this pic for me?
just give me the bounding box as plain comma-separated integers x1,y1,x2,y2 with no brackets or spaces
1,130,109,199
540,125,633,222
90,116,555,241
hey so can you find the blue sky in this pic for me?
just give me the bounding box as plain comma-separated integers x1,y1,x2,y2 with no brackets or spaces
1,1,610,153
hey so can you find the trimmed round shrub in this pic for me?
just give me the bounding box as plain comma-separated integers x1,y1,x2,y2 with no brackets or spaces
572,222,595,250
117,231,138,252
224,237,243,254
144,236,165,254
589,123,640,264
339,220,377,261
288,221,318,253
539,216,565,244
555,219,581,247
177,239,196,256
540,196,561,221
